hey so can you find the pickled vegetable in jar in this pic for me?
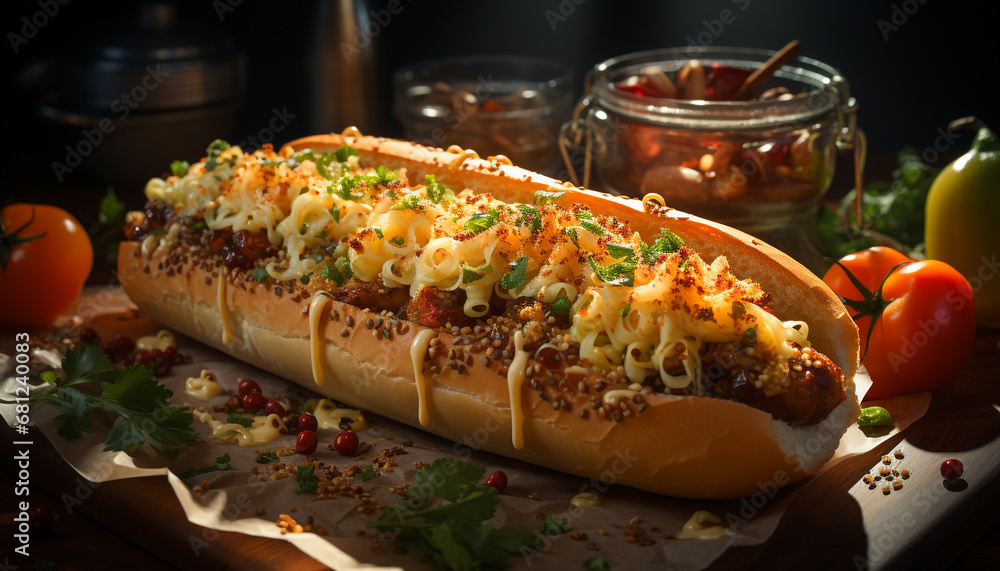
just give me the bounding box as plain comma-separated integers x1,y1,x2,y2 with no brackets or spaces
563,47,860,273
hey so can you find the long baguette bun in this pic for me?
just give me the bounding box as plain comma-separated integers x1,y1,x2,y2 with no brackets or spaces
118,132,860,499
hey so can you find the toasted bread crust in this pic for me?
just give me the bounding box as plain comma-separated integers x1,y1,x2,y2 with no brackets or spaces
117,133,860,499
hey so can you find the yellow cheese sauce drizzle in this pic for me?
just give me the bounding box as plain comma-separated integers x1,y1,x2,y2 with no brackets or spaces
218,267,234,345
204,413,287,447
507,331,529,450
410,329,437,427
676,511,727,540
308,292,333,386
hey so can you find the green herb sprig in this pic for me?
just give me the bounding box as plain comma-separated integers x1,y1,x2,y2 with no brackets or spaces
8,345,201,457
371,459,536,571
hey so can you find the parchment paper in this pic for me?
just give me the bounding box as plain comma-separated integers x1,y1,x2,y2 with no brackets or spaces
0,287,931,570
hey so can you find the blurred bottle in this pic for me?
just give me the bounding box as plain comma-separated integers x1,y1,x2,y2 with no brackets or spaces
310,0,381,135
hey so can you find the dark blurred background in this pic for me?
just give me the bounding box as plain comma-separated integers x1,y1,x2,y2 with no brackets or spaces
2,0,996,213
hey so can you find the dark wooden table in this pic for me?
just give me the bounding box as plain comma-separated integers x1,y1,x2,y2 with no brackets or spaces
3,328,998,570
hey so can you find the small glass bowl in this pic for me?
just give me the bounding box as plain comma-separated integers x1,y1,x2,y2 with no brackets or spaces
394,55,573,176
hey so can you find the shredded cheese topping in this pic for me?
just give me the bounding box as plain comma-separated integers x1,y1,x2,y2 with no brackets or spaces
146,140,813,389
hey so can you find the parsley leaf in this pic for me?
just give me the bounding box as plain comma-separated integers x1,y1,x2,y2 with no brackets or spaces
641,229,685,265
618,303,631,318
256,450,280,464
330,204,341,223
552,295,572,316
579,220,605,237
584,557,610,570
464,209,502,234
359,465,379,482
389,236,406,246
294,463,321,494
534,189,566,205
742,327,758,347
180,453,231,480
606,243,635,260
251,267,270,283
514,204,542,233
226,412,254,428
461,261,491,284
26,346,200,458
333,145,359,163
589,257,636,287
393,194,422,211
500,256,531,290
372,165,398,186
372,459,536,571
425,175,456,205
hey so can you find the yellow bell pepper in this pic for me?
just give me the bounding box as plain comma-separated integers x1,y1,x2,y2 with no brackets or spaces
925,117,1000,327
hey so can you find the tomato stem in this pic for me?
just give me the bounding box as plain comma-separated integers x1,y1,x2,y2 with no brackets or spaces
0,205,48,272
830,260,909,361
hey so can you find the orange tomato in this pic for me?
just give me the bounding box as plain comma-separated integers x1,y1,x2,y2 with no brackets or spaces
822,247,976,400
0,204,93,328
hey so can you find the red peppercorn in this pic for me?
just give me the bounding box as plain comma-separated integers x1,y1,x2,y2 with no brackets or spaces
237,378,261,399
485,470,508,493
941,459,964,482
242,392,265,414
295,430,318,454
264,400,287,417
333,429,359,455
297,413,318,432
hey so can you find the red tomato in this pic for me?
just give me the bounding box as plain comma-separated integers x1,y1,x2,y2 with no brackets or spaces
822,247,976,400
1,204,93,327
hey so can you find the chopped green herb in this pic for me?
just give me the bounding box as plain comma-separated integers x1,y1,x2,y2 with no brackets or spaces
393,194,422,211
226,412,254,428
293,463,321,494
514,204,542,233
300,273,312,285
534,189,566,205
464,208,502,234
424,175,456,204
180,453,231,480
319,260,351,286
742,327,758,347
541,515,567,536
251,267,270,283
371,459,536,571
588,257,635,287
255,450,281,464
373,227,384,239
618,303,631,318
389,236,406,246
170,160,190,177
576,211,594,221
500,256,531,290
462,261,492,284
204,140,231,171
333,145,359,163
606,243,634,260
190,220,207,231
359,465,378,481
552,295,572,316
372,165,398,186
564,227,582,248
641,229,685,265
579,220,606,237
330,204,341,223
